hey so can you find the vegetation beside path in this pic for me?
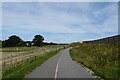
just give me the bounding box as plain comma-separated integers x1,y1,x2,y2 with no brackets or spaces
2,48,63,80
70,42,119,80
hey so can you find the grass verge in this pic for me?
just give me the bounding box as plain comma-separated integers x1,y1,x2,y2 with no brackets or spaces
70,43,119,80
2,50,60,80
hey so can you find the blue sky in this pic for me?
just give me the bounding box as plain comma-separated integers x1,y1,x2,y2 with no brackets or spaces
2,2,118,43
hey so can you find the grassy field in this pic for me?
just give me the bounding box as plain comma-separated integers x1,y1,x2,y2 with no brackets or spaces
70,43,119,80
1,45,66,79
2,45,64,60
2,50,60,79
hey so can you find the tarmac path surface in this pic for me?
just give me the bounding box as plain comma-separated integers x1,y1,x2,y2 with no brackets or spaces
25,48,95,79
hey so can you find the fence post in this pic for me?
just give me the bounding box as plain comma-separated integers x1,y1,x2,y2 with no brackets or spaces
11,53,12,65
2,61,5,73
22,54,25,65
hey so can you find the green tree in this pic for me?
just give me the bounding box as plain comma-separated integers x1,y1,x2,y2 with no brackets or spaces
2,40,7,47
33,35,44,46
6,35,24,47
25,41,32,47
17,42,26,47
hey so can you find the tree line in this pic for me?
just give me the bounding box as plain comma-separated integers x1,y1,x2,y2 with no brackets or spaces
1,34,62,47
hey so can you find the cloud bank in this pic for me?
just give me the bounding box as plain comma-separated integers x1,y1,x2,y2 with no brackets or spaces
2,2,118,43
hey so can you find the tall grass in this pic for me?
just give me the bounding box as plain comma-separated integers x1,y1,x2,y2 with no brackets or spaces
70,43,119,80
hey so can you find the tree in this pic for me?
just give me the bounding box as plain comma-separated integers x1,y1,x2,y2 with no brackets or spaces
17,42,26,47
2,40,7,47
33,35,44,46
6,35,24,47
25,41,32,47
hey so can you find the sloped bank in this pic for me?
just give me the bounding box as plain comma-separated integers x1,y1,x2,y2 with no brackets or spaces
69,43,119,80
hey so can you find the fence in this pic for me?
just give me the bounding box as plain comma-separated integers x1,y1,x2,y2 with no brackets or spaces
82,35,120,44
2,47,64,72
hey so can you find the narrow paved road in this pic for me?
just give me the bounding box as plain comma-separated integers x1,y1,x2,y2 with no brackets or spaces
25,48,95,79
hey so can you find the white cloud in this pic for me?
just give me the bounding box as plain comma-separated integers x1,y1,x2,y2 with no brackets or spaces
2,2,118,42
3,3,93,34
1,0,119,2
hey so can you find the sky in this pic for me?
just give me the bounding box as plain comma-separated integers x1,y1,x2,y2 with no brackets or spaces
2,2,118,43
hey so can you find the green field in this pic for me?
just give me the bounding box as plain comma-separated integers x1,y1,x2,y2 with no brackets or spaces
1,45,66,79
2,50,60,79
70,43,119,80
1,45,66,53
